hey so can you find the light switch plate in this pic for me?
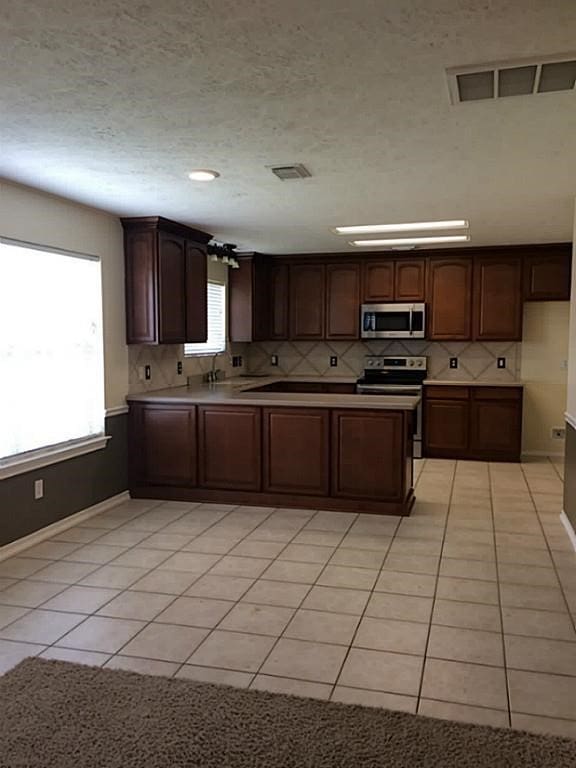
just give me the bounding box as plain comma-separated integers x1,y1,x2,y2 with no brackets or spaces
497,357,506,369
449,358,458,369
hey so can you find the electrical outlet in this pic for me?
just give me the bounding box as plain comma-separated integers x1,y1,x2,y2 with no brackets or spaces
34,479,44,500
271,355,278,367
497,357,506,369
449,358,458,369
232,355,243,368
238,355,243,367
330,356,338,367
552,427,566,440
145,365,151,380
177,361,183,375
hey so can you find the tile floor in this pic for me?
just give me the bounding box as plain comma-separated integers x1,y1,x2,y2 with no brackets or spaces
1,457,575,739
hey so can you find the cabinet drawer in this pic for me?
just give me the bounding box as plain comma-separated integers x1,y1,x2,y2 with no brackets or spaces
472,387,523,401
425,386,469,400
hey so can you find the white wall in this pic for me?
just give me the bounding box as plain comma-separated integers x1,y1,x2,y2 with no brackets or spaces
0,180,129,409
568,198,576,423
520,302,570,455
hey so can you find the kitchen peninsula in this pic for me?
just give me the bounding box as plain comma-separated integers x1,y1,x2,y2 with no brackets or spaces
127,377,419,516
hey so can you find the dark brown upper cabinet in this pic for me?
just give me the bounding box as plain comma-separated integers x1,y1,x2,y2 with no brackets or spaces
122,217,211,345
229,253,270,342
473,255,523,341
325,263,360,339
395,259,426,301
269,262,290,340
524,248,572,301
362,258,426,302
362,261,394,301
290,264,326,339
427,257,473,340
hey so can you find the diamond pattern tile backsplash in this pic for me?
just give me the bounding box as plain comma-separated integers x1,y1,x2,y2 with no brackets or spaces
128,339,520,393
128,342,248,393
244,340,521,382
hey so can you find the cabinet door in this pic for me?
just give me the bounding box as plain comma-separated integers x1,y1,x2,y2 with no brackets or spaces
331,409,404,500
473,256,522,341
229,257,254,342
139,405,197,486
362,261,394,302
185,242,208,343
326,263,360,339
423,397,469,458
469,393,522,459
198,406,262,490
124,230,158,344
289,264,326,339
263,408,329,495
270,263,289,340
524,252,572,301
158,232,187,343
428,258,472,340
395,259,426,301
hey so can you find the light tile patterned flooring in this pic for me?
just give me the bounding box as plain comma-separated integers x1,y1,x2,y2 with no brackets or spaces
1,457,575,739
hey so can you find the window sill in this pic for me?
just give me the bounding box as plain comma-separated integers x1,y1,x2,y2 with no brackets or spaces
0,435,111,481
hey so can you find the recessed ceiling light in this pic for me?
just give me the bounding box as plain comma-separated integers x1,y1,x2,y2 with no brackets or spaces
188,170,220,182
351,235,471,247
334,220,469,235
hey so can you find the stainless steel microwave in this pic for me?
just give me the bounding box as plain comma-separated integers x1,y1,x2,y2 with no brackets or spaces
361,303,426,339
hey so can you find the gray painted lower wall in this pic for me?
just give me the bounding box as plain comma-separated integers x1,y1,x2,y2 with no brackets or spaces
564,421,576,532
0,413,128,547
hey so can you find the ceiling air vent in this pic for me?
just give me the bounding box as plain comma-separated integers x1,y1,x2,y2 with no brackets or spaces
270,164,311,181
447,54,576,104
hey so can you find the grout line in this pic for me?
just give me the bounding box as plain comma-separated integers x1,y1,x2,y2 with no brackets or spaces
519,463,576,637
413,459,457,712
488,461,513,728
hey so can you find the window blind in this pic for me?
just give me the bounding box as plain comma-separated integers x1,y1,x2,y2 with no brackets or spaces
0,238,105,462
184,281,226,356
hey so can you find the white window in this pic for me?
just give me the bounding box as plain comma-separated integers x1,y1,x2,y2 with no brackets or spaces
185,281,226,356
0,238,105,469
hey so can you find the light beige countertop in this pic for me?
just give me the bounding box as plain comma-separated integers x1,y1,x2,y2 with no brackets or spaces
127,376,420,410
423,380,523,388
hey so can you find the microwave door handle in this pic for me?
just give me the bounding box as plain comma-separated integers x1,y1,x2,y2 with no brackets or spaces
409,308,413,336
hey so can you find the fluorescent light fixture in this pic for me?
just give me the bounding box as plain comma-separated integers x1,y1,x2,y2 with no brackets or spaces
188,169,220,181
351,235,470,247
334,220,469,235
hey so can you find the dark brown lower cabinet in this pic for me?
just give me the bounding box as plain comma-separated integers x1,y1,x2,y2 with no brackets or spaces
129,401,415,515
331,409,405,500
131,404,197,486
423,385,522,461
263,408,329,495
198,406,262,490
423,387,469,458
469,389,522,459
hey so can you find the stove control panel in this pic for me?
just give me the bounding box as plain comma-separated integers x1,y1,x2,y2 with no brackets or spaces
365,356,427,371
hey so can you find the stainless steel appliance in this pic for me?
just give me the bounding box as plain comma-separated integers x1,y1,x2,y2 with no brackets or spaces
361,303,426,339
356,355,427,458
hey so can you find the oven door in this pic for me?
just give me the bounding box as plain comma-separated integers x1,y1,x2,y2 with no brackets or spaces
361,304,425,339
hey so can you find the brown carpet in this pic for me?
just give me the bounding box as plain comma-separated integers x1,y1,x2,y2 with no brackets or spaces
0,658,574,767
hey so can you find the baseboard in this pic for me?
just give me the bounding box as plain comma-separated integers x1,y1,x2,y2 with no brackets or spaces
560,511,576,553
521,451,565,459
0,491,130,562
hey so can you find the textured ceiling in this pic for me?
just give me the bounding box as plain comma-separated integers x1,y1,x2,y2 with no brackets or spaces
1,0,576,253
